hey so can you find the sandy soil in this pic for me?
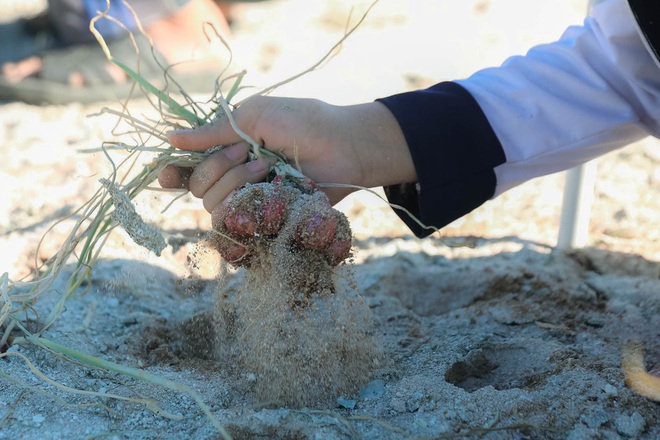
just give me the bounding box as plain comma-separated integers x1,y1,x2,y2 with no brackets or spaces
1,0,659,439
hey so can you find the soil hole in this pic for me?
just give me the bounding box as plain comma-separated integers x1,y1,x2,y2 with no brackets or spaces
445,345,554,392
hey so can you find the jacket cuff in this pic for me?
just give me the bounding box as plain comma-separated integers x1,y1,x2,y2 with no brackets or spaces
628,0,660,63
376,82,506,238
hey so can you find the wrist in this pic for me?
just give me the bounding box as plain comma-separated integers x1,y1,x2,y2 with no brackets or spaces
346,102,416,190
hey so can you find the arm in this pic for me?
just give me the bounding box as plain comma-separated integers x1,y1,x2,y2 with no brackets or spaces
160,97,416,220
378,0,660,236
160,0,660,237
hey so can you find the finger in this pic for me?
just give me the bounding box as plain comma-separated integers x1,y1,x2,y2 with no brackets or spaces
167,101,266,152
168,123,233,152
210,193,233,229
188,143,250,198
157,164,193,189
202,157,272,213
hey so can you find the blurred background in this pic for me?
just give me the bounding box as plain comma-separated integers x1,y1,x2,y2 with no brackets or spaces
1,0,658,279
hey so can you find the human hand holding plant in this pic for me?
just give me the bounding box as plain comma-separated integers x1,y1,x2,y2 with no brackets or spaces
158,95,387,405
159,94,415,270
0,1,388,419
159,95,416,216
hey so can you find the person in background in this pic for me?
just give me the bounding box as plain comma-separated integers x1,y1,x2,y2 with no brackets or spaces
0,0,252,103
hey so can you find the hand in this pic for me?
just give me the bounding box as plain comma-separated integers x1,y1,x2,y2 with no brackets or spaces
158,95,416,217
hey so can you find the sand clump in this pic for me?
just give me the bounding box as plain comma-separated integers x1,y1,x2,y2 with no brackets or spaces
213,264,379,407
101,178,167,256
207,178,380,407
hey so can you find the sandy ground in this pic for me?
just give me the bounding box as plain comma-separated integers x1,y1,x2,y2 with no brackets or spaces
1,0,659,439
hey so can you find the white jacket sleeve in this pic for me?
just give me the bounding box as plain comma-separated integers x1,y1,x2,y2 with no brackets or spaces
456,0,660,196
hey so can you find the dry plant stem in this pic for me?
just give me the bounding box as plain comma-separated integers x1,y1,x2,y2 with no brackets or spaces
200,21,233,80
91,5,207,127
214,95,304,178
2,134,234,436
320,183,476,248
217,0,381,179
247,0,381,100
214,96,259,154
9,189,110,322
622,341,660,401
1,273,13,349
36,149,136,325
6,121,216,329
320,183,438,233
2,0,345,335
0,1,387,435
0,389,26,426
95,109,170,143
6,142,203,332
1,273,10,326
0,353,121,416
22,337,233,439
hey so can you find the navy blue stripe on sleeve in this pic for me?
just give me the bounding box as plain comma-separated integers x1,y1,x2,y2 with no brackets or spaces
628,0,660,63
376,82,506,238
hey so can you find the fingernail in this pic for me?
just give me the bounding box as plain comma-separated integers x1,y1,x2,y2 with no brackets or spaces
246,159,268,173
221,192,234,207
224,144,246,161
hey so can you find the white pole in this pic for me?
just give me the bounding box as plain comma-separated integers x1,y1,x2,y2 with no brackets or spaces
556,160,598,250
555,0,600,251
